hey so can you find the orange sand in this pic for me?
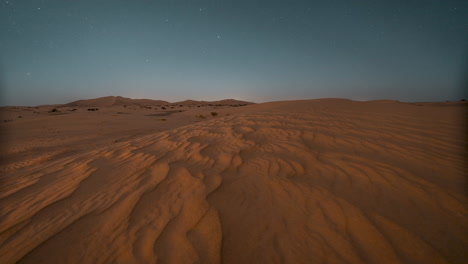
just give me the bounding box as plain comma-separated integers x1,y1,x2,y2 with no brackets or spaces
0,99,467,263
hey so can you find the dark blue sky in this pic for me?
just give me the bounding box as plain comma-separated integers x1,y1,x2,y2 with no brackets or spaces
1,0,467,105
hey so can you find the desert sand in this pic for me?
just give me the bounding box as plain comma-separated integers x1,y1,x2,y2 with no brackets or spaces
0,98,467,263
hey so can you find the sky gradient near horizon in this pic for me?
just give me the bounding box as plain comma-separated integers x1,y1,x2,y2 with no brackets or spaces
1,0,467,106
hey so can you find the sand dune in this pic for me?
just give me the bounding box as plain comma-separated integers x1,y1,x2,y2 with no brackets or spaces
63,96,170,107
61,96,253,107
0,99,467,263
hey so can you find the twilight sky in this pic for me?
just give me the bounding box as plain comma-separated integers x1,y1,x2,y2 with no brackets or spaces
1,0,467,106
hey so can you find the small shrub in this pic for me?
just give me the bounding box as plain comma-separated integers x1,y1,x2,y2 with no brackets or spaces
49,108,59,113
197,115,206,119
161,118,167,121
211,112,218,117
162,107,166,110
18,116,22,118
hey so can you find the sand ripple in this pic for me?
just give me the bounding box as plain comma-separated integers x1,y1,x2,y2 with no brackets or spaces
0,100,466,263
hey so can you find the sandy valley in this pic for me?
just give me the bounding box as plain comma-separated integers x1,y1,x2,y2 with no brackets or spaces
0,97,467,263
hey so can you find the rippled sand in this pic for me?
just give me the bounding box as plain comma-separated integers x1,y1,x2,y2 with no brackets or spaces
1,99,466,263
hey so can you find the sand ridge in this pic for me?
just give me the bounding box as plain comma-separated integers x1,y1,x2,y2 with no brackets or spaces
0,99,467,263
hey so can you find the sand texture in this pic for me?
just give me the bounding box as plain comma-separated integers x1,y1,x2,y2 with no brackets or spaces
0,99,467,263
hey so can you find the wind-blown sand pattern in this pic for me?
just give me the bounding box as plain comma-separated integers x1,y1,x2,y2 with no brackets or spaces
1,99,467,263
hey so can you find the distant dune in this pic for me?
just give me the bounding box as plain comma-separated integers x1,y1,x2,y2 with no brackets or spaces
0,99,466,263
62,96,253,107
62,96,169,107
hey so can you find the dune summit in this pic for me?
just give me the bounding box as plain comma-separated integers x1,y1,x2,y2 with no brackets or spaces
0,99,467,263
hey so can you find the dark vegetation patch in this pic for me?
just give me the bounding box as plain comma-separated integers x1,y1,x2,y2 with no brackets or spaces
145,111,179,117
48,108,70,115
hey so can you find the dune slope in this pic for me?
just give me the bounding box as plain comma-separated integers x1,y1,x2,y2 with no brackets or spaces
0,99,466,263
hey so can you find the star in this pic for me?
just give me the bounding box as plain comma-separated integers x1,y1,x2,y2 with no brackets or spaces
37,7,41,10
217,35,221,39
